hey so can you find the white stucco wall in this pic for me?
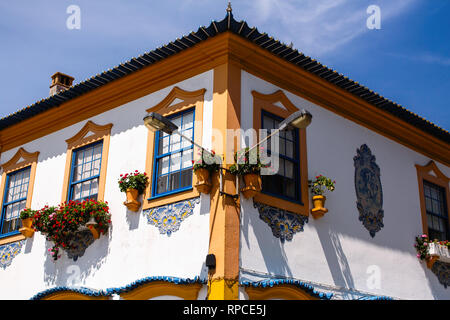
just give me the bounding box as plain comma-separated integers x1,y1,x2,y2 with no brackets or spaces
0,70,214,300
239,71,450,300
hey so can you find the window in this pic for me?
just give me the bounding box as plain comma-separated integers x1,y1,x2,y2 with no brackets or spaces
62,121,112,203
152,109,194,197
0,147,39,242
68,141,103,201
251,90,309,216
261,111,300,202
423,181,449,241
0,167,31,236
415,161,450,241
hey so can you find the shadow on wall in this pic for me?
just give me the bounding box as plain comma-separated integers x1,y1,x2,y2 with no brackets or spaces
424,263,450,299
316,223,355,293
241,200,293,278
43,228,112,287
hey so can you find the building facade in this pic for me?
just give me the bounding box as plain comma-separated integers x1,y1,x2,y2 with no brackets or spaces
0,11,449,300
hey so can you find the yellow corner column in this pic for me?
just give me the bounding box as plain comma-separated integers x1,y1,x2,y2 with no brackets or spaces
208,61,241,300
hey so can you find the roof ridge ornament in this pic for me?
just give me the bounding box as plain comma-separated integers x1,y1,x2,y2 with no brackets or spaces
226,2,232,14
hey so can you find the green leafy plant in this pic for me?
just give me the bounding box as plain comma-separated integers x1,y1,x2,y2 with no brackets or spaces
19,208,36,220
193,149,221,173
309,175,336,196
33,199,111,261
229,147,269,176
118,170,149,195
414,234,450,261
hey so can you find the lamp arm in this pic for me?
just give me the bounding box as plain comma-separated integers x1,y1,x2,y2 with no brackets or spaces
246,123,287,155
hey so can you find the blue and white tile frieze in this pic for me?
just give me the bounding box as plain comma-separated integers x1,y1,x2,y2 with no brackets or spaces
144,197,200,236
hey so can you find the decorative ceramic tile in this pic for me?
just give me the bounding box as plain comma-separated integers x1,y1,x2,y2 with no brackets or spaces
431,261,450,288
354,144,384,238
0,240,25,269
253,202,308,242
65,229,95,262
144,197,200,236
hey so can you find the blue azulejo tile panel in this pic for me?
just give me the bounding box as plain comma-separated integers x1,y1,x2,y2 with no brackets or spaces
354,144,384,238
253,202,308,242
431,261,450,288
144,197,200,236
0,240,25,269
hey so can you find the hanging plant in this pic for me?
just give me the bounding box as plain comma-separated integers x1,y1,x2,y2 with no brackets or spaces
31,199,111,261
193,149,221,194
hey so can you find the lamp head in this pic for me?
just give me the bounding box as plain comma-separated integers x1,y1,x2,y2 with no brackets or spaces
143,112,178,135
279,109,312,130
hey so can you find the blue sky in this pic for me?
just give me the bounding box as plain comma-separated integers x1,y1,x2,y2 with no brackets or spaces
0,0,449,130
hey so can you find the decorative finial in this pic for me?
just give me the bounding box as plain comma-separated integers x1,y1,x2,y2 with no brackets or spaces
226,2,232,14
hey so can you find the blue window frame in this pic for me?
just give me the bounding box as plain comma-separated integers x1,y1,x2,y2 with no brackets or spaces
261,110,301,203
423,180,449,241
151,108,195,198
68,140,103,201
0,166,31,237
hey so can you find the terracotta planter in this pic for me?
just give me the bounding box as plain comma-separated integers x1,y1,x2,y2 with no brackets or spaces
19,218,34,238
123,188,141,212
194,168,212,194
310,195,328,219
241,173,262,199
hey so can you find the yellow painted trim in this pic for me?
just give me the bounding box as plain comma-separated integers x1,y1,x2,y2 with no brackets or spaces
61,121,113,203
0,148,39,245
208,278,239,300
207,62,241,300
0,233,25,246
245,285,319,300
40,291,109,300
119,281,203,300
251,90,309,216
142,86,205,210
415,161,450,236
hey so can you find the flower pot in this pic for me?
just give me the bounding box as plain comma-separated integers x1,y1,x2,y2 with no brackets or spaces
310,195,328,219
426,242,450,269
19,218,34,238
123,188,141,212
194,168,212,194
241,173,262,199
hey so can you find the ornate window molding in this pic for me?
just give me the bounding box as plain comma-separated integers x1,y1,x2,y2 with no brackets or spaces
252,90,309,216
0,148,39,244
254,202,308,242
143,197,200,236
0,240,25,269
415,161,450,238
143,86,206,209
61,121,113,202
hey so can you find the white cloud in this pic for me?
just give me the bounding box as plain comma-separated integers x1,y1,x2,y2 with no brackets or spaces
238,0,418,56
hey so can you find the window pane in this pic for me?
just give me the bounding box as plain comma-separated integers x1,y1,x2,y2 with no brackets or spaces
182,149,193,169
157,175,168,194
285,161,294,179
182,112,194,130
169,172,180,192
170,152,181,172
159,157,170,175
286,140,294,158
180,169,192,189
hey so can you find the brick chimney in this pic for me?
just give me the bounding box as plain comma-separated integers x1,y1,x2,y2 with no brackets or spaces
49,72,74,96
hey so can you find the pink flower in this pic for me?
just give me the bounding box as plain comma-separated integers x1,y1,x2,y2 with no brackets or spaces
422,234,428,238
416,254,421,258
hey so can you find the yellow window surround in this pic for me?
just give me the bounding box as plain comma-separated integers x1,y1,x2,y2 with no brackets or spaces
251,90,310,216
143,86,206,209
0,147,39,245
61,120,113,203
415,160,450,236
